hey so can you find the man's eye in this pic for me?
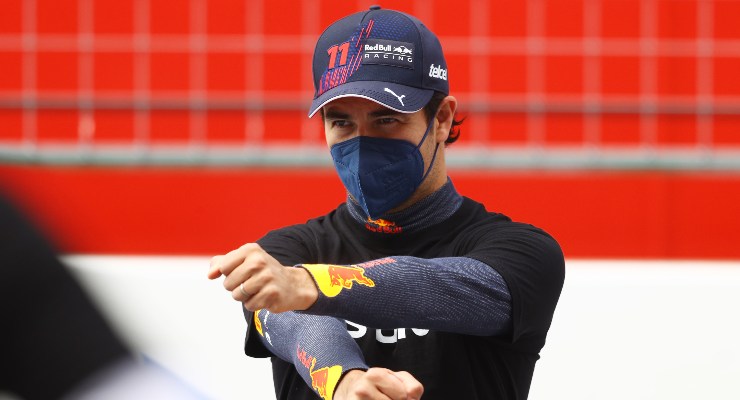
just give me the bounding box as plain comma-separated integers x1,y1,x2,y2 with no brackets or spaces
377,117,398,125
332,120,351,128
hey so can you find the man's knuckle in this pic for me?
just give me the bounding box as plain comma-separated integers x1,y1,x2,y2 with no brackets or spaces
261,271,275,283
364,369,383,381
263,287,279,300
240,242,260,252
254,252,269,265
353,386,371,397
243,252,262,266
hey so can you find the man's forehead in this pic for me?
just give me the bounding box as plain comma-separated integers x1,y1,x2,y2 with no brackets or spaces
324,96,382,109
322,96,406,116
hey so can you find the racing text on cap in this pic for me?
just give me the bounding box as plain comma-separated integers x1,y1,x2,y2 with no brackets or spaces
362,39,415,69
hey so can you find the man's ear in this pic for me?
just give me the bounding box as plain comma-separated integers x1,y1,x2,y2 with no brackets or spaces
434,96,458,143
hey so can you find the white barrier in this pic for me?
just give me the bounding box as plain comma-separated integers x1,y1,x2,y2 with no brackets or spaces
530,260,740,400
61,257,740,400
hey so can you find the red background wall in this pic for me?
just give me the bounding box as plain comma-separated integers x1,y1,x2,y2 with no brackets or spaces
2,0,740,148
1,164,739,259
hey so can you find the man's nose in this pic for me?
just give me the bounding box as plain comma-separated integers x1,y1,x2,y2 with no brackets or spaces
355,121,377,138
357,125,367,137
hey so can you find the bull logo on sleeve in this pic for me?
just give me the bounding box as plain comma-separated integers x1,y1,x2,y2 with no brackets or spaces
302,264,375,297
308,358,343,400
328,265,375,289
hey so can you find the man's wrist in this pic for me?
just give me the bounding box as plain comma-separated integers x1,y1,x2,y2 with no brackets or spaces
291,266,319,311
333,369,365,400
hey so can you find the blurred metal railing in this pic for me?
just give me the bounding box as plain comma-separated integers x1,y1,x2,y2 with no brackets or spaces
1,0,739,170
1,98,739,170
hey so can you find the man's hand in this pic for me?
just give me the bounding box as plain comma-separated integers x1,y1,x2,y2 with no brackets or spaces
207,243,318,313
334,368,423,400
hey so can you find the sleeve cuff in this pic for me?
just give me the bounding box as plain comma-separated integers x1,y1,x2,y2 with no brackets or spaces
242,307,272,358
295,264,335,315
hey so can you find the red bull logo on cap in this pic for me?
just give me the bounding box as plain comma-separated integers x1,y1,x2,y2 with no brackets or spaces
302,264,375,298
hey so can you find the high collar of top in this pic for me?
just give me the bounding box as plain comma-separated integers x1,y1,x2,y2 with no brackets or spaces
346,177,463,235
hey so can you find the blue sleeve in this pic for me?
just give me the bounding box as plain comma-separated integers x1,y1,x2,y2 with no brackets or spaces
251,309,368,399
298,256,512,336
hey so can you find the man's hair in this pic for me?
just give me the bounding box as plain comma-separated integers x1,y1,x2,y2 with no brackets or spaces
423,91,464,146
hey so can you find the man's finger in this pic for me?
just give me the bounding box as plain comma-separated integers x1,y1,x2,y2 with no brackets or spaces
390,371,423,400
215,245,255,280
363,368,407,400
207,255,223,280
231,282,252,302
222,249,266,290
222,263,250,291
242,289,268,312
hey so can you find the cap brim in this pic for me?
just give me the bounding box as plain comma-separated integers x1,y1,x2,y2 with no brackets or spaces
308,81,434,118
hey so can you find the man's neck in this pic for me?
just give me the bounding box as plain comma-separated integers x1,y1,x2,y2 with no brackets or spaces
346,178,463,234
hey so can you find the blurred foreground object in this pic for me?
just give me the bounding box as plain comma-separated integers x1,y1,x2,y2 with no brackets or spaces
0,193,202,400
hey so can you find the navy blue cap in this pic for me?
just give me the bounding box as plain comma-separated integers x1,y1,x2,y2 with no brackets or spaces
308,6,449,117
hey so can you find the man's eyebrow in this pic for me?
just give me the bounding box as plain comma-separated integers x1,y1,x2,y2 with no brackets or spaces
324,107,403,120
323,110,350,120
368,108,404,118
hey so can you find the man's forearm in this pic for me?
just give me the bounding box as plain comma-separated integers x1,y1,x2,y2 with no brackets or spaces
299,256,512,336
252,310,368,398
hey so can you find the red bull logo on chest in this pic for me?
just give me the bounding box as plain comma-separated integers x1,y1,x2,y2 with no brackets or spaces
365,217,402,234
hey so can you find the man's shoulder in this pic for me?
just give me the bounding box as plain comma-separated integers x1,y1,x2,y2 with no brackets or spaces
461,196,553,236
457,196,519,230
257,204,350,265
266,202,348,236
456,197,562,265
257,203,350,250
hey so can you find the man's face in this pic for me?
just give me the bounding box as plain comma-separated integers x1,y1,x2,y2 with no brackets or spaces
322,97,432,149
321,96,447,214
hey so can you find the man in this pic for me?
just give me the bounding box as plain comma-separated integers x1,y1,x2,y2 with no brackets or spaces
209,6,564,400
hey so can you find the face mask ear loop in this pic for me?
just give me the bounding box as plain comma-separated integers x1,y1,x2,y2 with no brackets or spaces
414,113,436,151
418,113,440,183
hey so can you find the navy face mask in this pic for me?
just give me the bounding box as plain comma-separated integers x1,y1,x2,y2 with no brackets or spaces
330,116,439,219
